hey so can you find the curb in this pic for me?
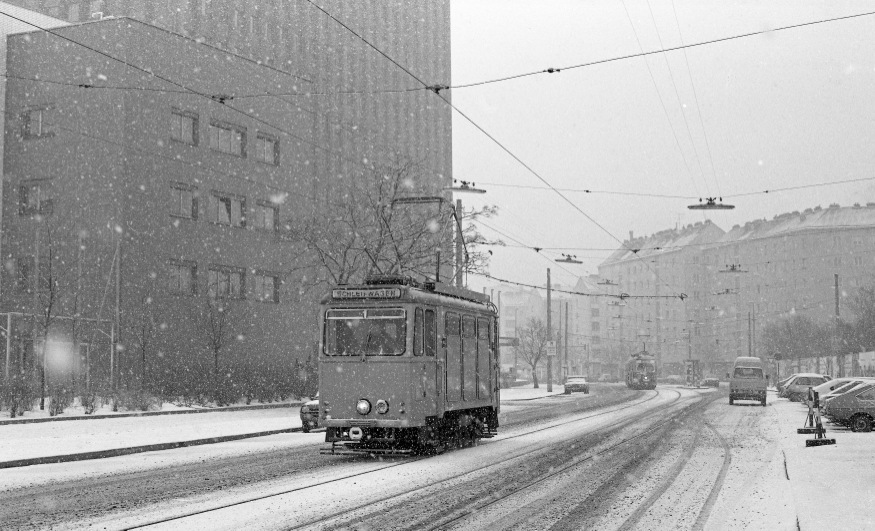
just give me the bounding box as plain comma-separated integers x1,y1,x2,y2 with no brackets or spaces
0,427,303,469
0,402,302,426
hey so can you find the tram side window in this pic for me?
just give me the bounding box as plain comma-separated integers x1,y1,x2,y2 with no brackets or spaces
446,313,460,338
490,318,497,358
414,308,424,356
424,310,436,356
462,316,476,339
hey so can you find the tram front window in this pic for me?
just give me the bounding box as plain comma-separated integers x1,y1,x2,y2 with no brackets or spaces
324,308,406,356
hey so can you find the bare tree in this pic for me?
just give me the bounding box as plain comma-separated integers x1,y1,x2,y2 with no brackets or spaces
288,158,501,289
518,317,549,388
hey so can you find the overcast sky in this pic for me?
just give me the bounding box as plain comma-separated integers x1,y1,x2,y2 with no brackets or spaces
450,0,875,293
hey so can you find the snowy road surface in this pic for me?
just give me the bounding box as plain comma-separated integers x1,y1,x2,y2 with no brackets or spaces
2,386,869,530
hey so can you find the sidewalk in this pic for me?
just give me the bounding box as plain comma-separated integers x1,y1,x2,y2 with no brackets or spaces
771,396,875,530
501,383,568,400
0,408,303,468
1,390,564,468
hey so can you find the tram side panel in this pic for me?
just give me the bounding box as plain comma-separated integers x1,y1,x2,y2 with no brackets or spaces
445,312,463,403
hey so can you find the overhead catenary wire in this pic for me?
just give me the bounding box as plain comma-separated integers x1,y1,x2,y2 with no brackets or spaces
447,9,875,91
470,271,686,300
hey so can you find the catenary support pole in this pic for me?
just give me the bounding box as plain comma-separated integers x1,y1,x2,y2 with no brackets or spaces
547,268,552,392
564,301,569,380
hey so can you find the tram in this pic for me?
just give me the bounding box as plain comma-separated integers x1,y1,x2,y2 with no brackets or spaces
318,275,500,455
625,351,657,390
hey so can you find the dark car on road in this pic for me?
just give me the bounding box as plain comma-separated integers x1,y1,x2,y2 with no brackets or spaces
299,396,319,433
564,376,590,394
701,377,720,388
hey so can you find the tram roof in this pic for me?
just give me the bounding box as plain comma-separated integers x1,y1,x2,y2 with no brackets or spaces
322,278,494,312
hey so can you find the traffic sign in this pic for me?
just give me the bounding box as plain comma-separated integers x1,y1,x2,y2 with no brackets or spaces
546,340,557,357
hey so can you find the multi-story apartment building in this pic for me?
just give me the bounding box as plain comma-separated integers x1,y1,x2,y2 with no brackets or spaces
0,13,450,385
599,204,875,378
598,221,726,377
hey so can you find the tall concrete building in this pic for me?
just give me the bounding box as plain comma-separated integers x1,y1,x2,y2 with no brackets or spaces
0,7,451,387
3,0,453,184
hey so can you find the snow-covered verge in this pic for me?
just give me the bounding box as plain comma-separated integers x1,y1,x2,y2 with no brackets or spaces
773,397,875,531
0,408,303,463
0,397,308,422
500,383,568,400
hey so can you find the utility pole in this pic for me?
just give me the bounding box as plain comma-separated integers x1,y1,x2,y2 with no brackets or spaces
748,311,752,357
455,198,463,288
114,234,122,389
547,268,552,392
833,273,840,376
33,223,44,410
564,301,569,380
514,307,518,378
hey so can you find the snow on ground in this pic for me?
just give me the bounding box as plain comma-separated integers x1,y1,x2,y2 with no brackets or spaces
500,383,570,400
0,408,302,463
772,397,875,531
0,398,306,421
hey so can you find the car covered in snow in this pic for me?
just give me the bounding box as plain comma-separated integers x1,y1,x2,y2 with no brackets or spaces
780,373,828,402
729,357,767,406
701,377,720,388
299,396,319,433
823,383,875,432
564,375,590,394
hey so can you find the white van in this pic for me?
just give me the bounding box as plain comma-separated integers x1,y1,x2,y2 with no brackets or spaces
729,356,767,406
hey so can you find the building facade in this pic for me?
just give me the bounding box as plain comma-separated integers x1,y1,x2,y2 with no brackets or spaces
599,204,875,379
0,12,451,387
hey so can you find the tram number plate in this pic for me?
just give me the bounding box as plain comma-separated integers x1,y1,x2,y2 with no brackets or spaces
332,288,402,299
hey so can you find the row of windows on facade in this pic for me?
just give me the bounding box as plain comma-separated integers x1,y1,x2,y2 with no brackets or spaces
167,261,281,302
17,180,279,233
171,108,280,165
19,106,280,166
13,257,281,303
170,184,278,231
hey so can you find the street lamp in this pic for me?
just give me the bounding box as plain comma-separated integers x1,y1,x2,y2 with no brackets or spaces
688,197,735,210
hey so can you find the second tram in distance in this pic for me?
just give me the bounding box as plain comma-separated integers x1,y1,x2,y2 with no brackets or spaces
625,351,657,390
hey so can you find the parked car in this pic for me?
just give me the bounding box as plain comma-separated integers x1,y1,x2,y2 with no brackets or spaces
701,377,720,388
299,395,319,433
781,373,828,402
776,374,797,393
822,383,875,432
564,375,590,394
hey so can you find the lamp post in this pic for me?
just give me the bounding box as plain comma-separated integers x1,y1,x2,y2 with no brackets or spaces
443,181,486,287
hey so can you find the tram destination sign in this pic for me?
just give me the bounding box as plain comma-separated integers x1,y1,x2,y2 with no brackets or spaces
331,287,402,299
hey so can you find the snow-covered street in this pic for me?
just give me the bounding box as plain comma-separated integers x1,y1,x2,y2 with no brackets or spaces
4,385,871,530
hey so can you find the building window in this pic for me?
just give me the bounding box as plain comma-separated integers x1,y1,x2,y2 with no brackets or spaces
254,132,279,165
591,322,600,332
16,257,33,292
591,308,599,317
208,266,244,299
21,106,55,140
209,192,245,227
591,336,600,344
854,256,864,267
19,181,53,216
253,272,279,303
253,201,277,231
170,183,197,219
209,121,245,157
171,109,198,146
168,261,196,295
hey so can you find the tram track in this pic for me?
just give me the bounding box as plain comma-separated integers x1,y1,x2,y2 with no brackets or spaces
414,389,717,531
117,389,674,531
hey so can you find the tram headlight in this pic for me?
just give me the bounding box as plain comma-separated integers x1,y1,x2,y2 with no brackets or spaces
376,399,389,414
356,399,372,415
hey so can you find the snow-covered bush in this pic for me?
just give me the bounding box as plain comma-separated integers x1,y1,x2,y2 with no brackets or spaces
1,373,39,418
47,382,74,416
